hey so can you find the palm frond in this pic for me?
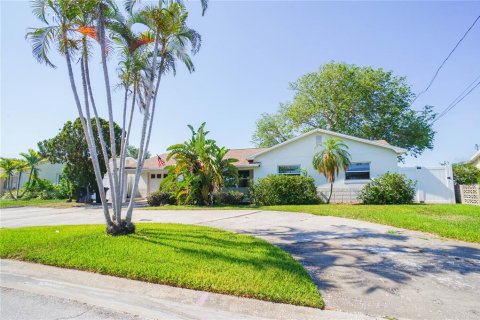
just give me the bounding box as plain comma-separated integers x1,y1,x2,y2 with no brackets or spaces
26,26,58,68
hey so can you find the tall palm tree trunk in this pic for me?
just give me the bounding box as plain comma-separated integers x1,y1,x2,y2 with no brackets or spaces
118,88,129,206
327,182,333,204
65,49,112,227
84,50,118,215
98,3,121,223
125,32,160,223
18,168,34,198
15,171,23,199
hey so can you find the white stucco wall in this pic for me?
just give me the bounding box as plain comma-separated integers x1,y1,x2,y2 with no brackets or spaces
252,132,399,189
19,163,64,186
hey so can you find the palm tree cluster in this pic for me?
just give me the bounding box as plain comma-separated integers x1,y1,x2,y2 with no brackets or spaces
26,0,206,234
0,150,44,200
165,123,238,206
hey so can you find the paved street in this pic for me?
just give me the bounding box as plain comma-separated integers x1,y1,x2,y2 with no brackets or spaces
1,206,480,319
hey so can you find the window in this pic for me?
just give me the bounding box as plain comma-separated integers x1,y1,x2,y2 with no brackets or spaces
315,135,323,145
163,174,168,179
238,170,251,187
156,174,162,179
150,174,156,179
345,163,370,180
278,165,301,175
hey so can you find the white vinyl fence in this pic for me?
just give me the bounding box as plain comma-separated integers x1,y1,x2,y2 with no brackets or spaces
399,166,455,204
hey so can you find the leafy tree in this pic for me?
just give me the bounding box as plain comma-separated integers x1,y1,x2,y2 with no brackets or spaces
38,118,121,202
126,145,151,160
453,163,480,185
253,62,436,158
312,138,351,203
252,104,295,147
27,0,206,235
165,123,238,205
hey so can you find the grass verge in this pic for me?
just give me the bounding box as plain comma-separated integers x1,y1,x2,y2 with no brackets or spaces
0,199,85,209
0,223,323,308
143,204,480,243
259,204,480,243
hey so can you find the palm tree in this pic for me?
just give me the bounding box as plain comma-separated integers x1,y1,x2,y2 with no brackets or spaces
312,138,351,204
26,0,206,234
166,123,237,206
27,0,113,227
125,1,201,221
0,158,20,200
18,149,44,198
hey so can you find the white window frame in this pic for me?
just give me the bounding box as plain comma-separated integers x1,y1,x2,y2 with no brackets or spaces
278,165,301,176
345,162,371,181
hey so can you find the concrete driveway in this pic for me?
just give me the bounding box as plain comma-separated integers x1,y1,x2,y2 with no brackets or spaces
1,206,480,320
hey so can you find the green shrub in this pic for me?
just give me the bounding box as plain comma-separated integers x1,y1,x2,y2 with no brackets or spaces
147,190,176,206
249,175,321,206
213,190,245,205
453,163,480,185
358,172,416,204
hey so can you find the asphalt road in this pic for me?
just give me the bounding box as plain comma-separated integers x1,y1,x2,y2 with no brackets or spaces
1,206,480,319
1,287,139,320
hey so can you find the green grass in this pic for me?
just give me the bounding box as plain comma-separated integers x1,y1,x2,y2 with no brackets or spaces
144,204,480,243
259,204,480,243
0,199,84,209
0,223,323,308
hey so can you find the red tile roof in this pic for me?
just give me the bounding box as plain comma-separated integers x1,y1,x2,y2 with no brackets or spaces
139,148,266,170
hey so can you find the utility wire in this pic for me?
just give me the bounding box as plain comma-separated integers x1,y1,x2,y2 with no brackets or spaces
412,14,480,104
431,74,480,124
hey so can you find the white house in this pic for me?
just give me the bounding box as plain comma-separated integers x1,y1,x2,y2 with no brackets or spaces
108,128,455,204
0,163,64,196
469,150,480,169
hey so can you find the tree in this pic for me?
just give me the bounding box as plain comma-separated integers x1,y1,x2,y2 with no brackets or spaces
165,123,238,205
38,118,121,202
453,163,480,185
251,104,295,148
126,145,151,160
312,138,351,203
252,62,436,158
0,150,44,200
0,158,23,199
17,149,44,198
27,0,206,235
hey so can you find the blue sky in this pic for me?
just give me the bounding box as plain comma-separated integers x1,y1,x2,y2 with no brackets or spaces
1,1,479,166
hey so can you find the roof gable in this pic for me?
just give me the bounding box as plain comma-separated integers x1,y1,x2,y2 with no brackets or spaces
247,129,407,160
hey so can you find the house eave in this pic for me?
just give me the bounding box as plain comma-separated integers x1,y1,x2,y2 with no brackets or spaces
247,129,407,160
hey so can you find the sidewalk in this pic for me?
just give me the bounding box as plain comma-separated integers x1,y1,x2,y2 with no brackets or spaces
0,259,380,320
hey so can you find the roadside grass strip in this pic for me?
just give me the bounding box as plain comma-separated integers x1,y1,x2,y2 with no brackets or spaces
0,223,323,308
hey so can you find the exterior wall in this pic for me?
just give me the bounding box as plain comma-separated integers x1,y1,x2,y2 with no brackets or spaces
399,166,455,204
252,132,399,190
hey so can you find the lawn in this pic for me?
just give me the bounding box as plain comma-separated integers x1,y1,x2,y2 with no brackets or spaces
144,204,480,243
260,204,480,243
0,223,323,308
0,199,84,209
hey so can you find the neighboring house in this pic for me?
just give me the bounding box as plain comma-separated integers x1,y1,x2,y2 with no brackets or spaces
0,163,64,196
469,150,480,169
107,128,455,204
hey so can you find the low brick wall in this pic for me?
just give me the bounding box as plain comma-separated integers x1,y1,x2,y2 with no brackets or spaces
457,184,480,206
317,187,362,204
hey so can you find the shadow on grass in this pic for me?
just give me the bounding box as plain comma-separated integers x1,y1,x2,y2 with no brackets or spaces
129,228,307,275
